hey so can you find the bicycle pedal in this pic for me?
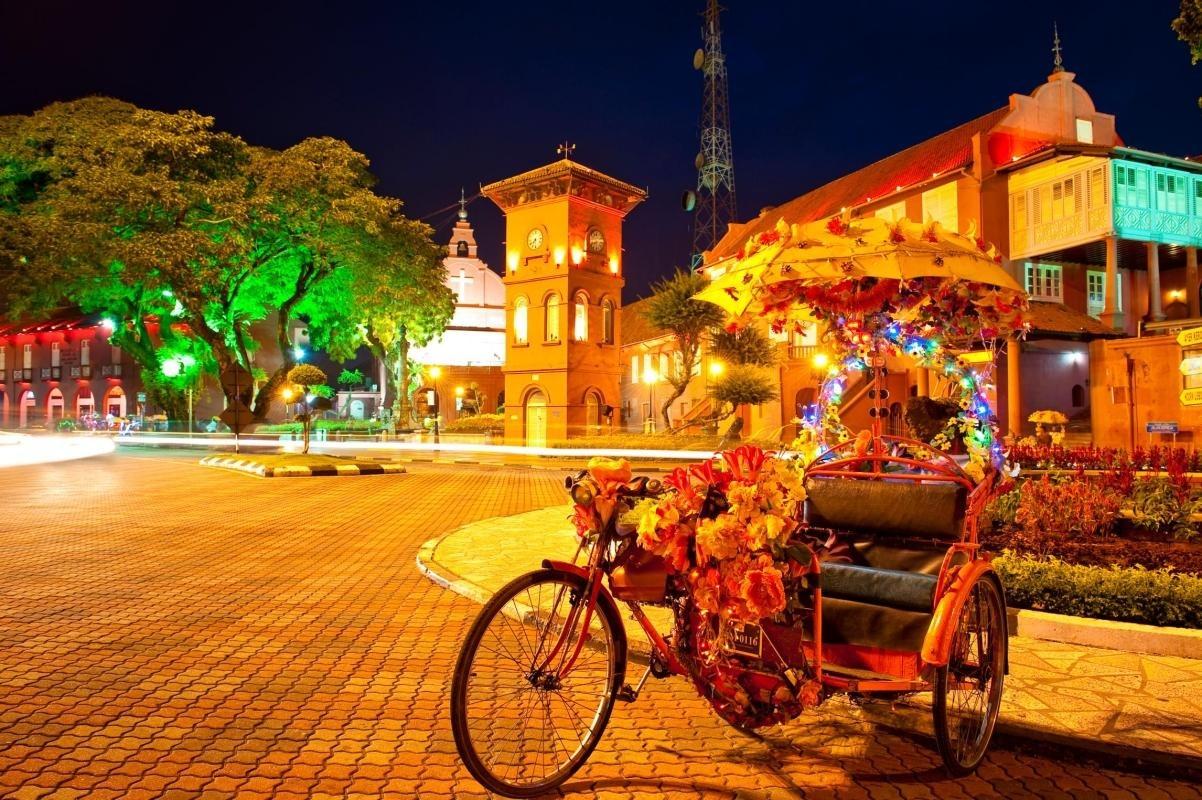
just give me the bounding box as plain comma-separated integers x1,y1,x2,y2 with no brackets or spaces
616,684,637,702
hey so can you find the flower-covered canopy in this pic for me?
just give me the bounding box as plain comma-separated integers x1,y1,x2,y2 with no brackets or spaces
695,215,1025,342
695,214,1031,479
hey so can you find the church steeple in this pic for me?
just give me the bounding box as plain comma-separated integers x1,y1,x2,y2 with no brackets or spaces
448,189,478,259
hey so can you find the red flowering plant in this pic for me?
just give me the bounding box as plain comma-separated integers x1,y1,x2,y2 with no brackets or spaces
632,445,815,623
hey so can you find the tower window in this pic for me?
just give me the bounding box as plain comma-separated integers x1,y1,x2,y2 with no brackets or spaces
602,299,615,344
513,297,529,344
545,293,561,342
573,292,588,341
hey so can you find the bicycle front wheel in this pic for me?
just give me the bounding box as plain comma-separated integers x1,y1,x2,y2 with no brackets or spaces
451,568,625,798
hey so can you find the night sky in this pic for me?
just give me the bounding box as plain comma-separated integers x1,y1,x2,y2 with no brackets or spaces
3,1,1199,298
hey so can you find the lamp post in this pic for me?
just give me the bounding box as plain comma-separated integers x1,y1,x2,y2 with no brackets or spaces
429,366,442,445
642,367,659,433
281,387,295,422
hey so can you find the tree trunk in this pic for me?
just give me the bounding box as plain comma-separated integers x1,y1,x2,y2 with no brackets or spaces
396,336,412,426
660,381,686,433
303,417,311,454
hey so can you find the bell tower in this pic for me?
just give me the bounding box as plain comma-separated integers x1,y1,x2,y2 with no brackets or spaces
482,148,646,445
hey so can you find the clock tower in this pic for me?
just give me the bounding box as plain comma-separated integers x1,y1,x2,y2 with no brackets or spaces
482,151,646,445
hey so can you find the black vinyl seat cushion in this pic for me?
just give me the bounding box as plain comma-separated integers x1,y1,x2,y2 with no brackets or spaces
820,562,937,612
806,477,966,540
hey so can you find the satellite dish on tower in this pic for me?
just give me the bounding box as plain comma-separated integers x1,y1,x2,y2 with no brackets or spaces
682,190,697,212
694,152,705,170
693,48,705,70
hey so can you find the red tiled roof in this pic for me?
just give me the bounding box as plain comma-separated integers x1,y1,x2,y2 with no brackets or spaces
0,311,104,338
1024,302,1121,339
620,298,668,346
708,107,1011,261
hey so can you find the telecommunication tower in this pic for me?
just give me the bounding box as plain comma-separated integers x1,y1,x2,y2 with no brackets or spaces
688,0,737,269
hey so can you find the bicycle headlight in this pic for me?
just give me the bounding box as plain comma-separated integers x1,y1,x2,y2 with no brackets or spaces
570,480,597,507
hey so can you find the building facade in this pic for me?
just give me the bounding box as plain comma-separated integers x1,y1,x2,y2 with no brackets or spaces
483,157,645,446
689,58,1202,447
0,314,143,429
409,196,507,426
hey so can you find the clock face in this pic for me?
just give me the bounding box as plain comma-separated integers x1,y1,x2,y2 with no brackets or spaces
587,228,606,254
526,228,544,251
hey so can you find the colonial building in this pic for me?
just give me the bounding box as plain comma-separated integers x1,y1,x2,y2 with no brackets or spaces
0,313,142,428
482,155,645,445
409,193,507,424
690,50,1202,447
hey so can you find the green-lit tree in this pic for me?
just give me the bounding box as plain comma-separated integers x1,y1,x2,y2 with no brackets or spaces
0,97,442,423
305,220,454,426
640,269,727,431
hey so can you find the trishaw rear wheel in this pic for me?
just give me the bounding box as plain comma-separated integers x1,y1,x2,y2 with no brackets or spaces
450,568,625,798
933,575,1006,775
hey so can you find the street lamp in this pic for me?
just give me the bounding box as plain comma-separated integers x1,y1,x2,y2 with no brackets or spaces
642,366,659,433
428,366,442,444
281,386,295,421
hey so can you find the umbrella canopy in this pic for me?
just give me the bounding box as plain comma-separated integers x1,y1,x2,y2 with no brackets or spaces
696,215,1022,318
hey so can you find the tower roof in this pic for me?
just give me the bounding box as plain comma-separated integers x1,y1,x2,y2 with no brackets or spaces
481,158,646,215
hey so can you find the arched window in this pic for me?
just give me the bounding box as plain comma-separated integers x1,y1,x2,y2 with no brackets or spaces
1071,384,1085,408
513,296,529,344
456,240,469,257
545,293,561,342
573,292,588,341
601,299,615,344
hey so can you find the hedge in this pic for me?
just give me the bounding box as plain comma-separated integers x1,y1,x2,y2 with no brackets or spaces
994,551,1202,630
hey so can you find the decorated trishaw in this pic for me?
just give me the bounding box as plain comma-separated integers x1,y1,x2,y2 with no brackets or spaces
450,215,1028,797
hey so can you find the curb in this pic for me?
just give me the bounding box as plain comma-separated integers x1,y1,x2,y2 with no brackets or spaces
1007,607,1202,660
199,455,406,478
418,525,1202,776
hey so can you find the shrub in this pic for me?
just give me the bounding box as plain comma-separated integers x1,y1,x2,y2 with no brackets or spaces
56,418,76,432
983,485,1021,530
442,413,505,435
1013,475,1121,549
1130,479,1194,538
995,551,1202,629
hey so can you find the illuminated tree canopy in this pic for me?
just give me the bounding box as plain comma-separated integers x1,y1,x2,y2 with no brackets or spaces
0,97,448,422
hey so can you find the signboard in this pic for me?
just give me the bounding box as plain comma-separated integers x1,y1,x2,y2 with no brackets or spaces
1180,357,1202,376
136,392,147,403
1181,387,1202,407
1147,421,1179,434
218,399,255,433
1177,327,1202,348
219,364,254,394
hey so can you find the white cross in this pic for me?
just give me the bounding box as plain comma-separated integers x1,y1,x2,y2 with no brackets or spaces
452,268,474,300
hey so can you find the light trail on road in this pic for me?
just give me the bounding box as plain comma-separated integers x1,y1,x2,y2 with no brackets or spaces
0,433,116,468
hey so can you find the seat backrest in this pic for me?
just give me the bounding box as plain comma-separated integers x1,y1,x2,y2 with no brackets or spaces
805,478,966,540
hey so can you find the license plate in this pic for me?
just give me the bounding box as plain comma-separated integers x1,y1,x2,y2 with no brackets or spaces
721,620,763,658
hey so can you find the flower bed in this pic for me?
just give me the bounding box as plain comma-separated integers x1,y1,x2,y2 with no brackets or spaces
1009,443,1202,473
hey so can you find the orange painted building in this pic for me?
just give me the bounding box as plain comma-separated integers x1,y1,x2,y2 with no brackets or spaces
482,157,645,445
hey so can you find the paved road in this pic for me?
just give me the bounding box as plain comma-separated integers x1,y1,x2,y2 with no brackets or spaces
0,452,1198,799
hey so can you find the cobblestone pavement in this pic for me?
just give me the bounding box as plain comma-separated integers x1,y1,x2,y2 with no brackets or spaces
0,452,1199,800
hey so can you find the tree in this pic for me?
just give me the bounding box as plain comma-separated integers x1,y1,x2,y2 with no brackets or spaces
0,97,441,424
287,364,327,454
1175,0,1202,106
303,218,454,426
640,269,727,430
711,364,779,444
708,325,776,369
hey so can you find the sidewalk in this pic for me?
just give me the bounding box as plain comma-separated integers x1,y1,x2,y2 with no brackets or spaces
417,504,1202,773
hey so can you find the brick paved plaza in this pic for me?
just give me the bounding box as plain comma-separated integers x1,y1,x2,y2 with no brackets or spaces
1,450,1200,799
